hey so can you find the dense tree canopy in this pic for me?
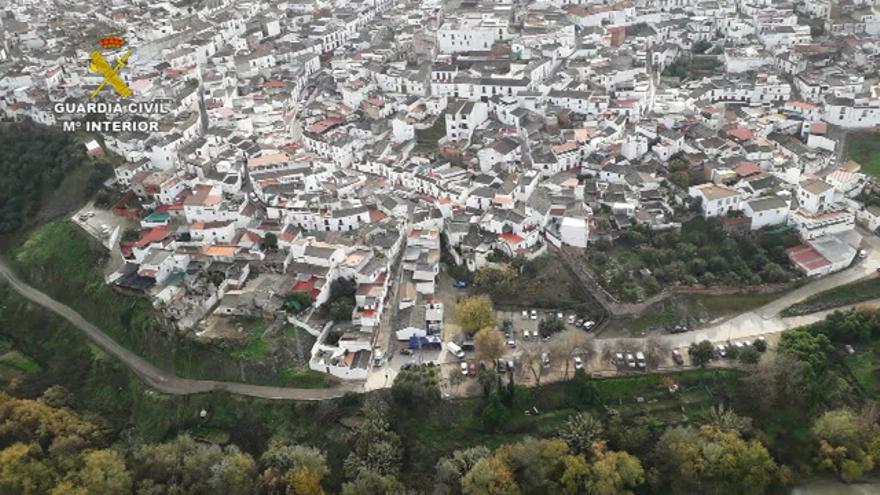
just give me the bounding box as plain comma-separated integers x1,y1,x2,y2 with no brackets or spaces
0,122,112,233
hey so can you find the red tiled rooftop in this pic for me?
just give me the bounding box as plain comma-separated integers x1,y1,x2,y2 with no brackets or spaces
786,244,831,271
499,233,524,244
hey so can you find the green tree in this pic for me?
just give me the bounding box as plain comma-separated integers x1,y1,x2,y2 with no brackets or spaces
329,299,353,321
209,446,258,495
558,412,603,454
455,296,496,334
538,314,565,338
340,470,408,495
739,346,760,365
461,456,518,495
259,444,329,495
580,443,644,495
343,397,401,479
812,408,880,482
391,364,441,406
480,393,510,432
778,328,833,378
264,232,278,250
688,340,714,367
285,291,314,313
704,404,752,434
65,449,133,495
654,426,784,495
0,443,54,495
435,447,491,495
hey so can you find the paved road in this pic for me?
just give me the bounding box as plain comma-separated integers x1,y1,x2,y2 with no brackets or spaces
0,258,362,401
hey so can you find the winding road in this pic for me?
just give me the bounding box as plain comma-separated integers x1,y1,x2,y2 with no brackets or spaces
0,258,362,401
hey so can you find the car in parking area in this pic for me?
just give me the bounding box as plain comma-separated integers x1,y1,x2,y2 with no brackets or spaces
635,352,646,369
522,310,529,320
583,321,596,330
506,338,517,348
530,309,538,320
574,356,583,370
460,362,468,375
672,349,684,365
716,344,727,358
625,353,636,369
542,353,550,368
523,330,530,340
568,314,576,324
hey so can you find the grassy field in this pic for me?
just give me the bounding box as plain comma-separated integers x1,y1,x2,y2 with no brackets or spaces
607,291,781,336
845,348,880,398
782,277,880,316
846,131,880,178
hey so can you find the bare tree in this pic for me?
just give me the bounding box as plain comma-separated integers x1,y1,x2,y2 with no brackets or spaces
550,329,594,379
645,336,671,369
518,341,549,386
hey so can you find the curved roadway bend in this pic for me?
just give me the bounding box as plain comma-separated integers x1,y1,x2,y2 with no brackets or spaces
0,259,362,401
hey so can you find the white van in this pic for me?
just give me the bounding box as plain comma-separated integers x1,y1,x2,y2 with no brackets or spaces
446,342,465,360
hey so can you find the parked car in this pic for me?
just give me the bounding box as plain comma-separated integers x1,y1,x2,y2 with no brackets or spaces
460,362,469,375
567,314,576,324
447,342,466,360
530,309,538,320
399,348,413,356
468,361,477,376
496,360,507,373
845,344,856,355
583,321,596,330
575,319,585,328
556,312,564,319
522,330,530,340
522,310,529,320
506,339,517,349
635,352,646,369
453,279,468,289
542,353,550,368
716,345,727,358
574,356,583,370
672,349,684,365
859,249,867,259
625,353,636,369
614,352,624,366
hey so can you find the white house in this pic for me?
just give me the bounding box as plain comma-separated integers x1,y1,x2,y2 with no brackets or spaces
688,183,743,218
743,197,789,230
445,100,488,142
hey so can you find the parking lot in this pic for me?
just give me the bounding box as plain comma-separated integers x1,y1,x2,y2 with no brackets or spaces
496,308,597,342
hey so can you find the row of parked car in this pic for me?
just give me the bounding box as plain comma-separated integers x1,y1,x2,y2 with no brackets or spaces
714,336,766,358
613,352,647,370
519,310,596,330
